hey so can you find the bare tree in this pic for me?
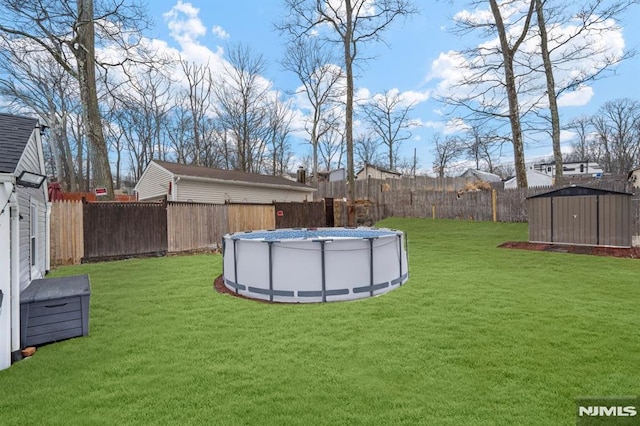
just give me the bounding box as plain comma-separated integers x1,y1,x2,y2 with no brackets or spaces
165,106,193,165
487,0,535,187
354,132,382,167
441,0,536,187
464,124,504,173
278,0,417,224
318,114,346,172
565,115,594,161
281,36,344,185
0,0,150,198
590,98,640,175
361,89,415,170
105,63,174,182
214,43,271,173
0,47,83,191
532,0,639,185
432,133,463,178
534,0,563,184
265,93,295,176
179,60,213,166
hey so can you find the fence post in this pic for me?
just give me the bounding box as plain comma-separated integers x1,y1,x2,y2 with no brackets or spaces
432,205,436,219
492,189,497,222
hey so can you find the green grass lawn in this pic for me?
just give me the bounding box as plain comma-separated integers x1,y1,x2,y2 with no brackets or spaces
1,218,639,425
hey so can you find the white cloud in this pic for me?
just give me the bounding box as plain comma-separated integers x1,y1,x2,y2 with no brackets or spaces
212,25,230,40
163,1,207,46
557,85,594,107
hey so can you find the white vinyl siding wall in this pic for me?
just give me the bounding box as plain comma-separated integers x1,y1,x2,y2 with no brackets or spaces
177,179,309,204
135,162,173,201
15,131,47,290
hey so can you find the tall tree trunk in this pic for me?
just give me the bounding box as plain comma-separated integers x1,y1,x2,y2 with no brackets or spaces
536,0,563,186
489,0,533,188
77,0,114,198
344,0,356,226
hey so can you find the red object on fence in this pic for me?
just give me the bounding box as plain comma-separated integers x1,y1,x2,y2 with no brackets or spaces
48,182,63,202
277,210,284,217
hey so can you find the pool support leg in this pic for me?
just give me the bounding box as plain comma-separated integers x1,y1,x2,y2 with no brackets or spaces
268,241,275,302
233,239,238,294
367,237,376,297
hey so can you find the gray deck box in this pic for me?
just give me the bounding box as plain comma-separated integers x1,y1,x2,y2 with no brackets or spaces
20,275,90,348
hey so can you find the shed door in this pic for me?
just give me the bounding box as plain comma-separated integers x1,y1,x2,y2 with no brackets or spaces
552,196,597,245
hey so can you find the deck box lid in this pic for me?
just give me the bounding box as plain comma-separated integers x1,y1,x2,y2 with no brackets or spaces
20,275,91,303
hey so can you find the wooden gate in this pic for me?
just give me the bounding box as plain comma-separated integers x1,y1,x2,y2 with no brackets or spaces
324,198,334,227
82,201,167,262
274,201,326,228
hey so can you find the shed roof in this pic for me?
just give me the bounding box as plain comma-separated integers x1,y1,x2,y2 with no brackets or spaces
459,168,503,182
526,185,632,199
153,160,315,192
356,163,401,176
0,113,39,174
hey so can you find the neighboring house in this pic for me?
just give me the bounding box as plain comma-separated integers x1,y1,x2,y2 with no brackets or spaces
627,166,640,188
134,160,316,203
458,168,502,183
314,168,346,182
0,113,49,370
504,169,553,189
534,160,604,177
356,163,402,180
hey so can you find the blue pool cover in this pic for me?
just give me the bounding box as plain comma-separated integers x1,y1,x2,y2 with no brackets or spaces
230,228,399,241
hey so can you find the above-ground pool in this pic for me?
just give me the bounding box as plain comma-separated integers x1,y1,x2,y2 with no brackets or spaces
222,227,409,303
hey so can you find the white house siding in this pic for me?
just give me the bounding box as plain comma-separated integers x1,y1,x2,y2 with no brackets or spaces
0,183,10,369
629,170,640,188
356,165,400,180
177,179,310,204
14,132,48,290
135,162,173,201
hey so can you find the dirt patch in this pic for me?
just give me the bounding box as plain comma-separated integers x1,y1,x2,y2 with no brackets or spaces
498,241,640,259
213,275,276,303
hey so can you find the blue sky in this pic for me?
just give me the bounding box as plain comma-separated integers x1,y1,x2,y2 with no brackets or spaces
144,0,640,174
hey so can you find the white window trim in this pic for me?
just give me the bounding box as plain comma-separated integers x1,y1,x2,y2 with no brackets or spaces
30,199,40,279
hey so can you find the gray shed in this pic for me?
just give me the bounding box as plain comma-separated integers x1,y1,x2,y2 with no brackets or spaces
527,185,633,247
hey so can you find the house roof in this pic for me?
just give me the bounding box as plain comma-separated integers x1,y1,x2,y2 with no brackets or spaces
459,168,502,182
628,166,640,178
356,163,401,176
537,160,599,166
527,185,632,199
153,161,315,192
504,169,553,187
0,113,39,174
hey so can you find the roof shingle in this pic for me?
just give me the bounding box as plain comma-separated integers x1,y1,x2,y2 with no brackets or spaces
0,113,38,174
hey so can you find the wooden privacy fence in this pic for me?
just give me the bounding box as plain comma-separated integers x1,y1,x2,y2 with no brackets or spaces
51,201,303,265
167,202,228,252
227,204,275,233
274,201,326,228
50,200,84,267
50,190,640,265
83,201,168,262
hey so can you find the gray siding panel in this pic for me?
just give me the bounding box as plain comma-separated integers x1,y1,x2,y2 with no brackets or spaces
553,196,597,245
177,180,308,204
599,195,631,247
528,198,551,243
15,131,47,290
135,162,173,201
